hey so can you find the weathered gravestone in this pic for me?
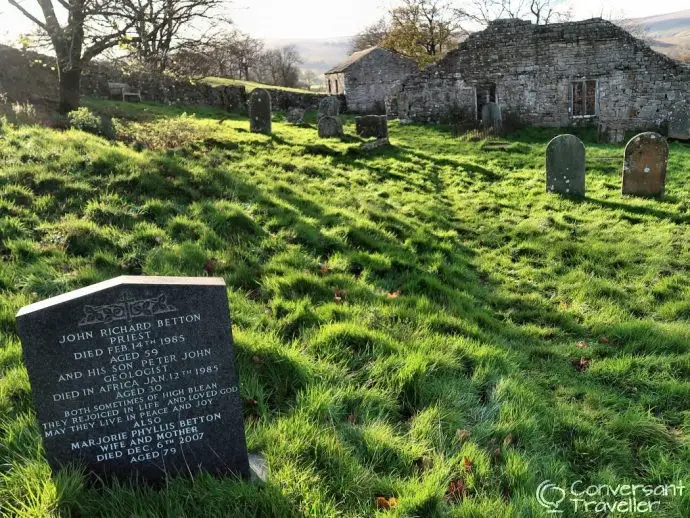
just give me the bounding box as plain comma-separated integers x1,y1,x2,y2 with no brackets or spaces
318,116,343,138
318,96,340,120
668,102,689,141
355,115,388,139
546,134,586,196
481,102,502,134
16,276,249,482
248,88,272,134
622,132,669,197
286,108,305,125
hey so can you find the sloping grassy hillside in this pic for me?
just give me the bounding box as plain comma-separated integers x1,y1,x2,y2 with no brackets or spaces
202,77,320,94
1,103,689,517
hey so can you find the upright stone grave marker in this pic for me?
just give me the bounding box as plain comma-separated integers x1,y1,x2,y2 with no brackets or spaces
318,116,343,138
668,102,689,141
481,102,502,134
622,132,669,197
355,115,388,139
16,276,249,482
286,108,305,125
318,96,340,120
248,88,272,134
546,134,586,197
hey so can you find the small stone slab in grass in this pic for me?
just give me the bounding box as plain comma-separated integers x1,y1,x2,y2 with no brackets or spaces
481,102,502,134
248,89,272,134
286,108,305,125
546,134,586,197
360,138,390,151
622,132,668,197
317,96,340,120
355,115,388,139
318,116,343,138
668,102,689,140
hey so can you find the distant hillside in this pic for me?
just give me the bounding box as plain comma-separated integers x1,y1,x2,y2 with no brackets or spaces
631,9,690,59
263,37,352,74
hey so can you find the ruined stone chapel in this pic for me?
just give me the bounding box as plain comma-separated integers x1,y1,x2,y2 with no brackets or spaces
389,18,690,142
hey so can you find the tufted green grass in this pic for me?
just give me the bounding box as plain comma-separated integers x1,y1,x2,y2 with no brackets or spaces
0,101,689,517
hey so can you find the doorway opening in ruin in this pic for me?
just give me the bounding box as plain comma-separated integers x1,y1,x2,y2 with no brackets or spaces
476,83,497,121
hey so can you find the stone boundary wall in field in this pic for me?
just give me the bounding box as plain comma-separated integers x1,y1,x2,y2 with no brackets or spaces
0,44,341,112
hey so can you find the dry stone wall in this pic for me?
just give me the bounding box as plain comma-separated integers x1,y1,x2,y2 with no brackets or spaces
0,44,329,112
394,19,690,141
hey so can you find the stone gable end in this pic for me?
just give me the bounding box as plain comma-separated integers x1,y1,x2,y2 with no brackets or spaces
393,18,690,139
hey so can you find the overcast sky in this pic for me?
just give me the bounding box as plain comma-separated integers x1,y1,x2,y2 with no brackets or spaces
0,0,688,42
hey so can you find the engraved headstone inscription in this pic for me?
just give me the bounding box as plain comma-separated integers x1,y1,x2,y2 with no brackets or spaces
16,276,249,482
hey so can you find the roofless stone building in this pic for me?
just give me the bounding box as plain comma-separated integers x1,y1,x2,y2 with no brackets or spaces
325,47,417,114
389,18,690,142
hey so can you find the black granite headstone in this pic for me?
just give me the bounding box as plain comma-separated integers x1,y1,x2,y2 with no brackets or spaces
16,276,249,482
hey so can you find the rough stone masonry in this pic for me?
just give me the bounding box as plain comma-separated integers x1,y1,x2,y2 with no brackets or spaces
391,18,690,142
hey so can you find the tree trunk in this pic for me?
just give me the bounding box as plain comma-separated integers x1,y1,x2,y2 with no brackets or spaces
58,67,81,114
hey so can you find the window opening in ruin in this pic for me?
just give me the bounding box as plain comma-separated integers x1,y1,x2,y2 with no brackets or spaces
328,79,332,94
570,80,597,117
476,83,497,120
335,80,339,93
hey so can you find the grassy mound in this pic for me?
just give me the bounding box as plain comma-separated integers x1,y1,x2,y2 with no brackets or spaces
0,102,689,516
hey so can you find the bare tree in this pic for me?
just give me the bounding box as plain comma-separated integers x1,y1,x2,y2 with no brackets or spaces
118,0,230,72
454,0,571,34
224,30,264,80
6,0,138,112
300,69,319,90
350,17,390,53
257,45,302,87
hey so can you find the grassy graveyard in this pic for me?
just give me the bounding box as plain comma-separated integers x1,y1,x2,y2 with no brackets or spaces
1,100,690,516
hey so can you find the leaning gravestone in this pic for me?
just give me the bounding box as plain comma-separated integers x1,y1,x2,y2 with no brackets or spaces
248,88,272,134
481,102,502,134
668,102,689,141
355,115,388,139
546,134,586,196
318,96,340,120
318,116,343,138
622,132,669,197
16,276,249,482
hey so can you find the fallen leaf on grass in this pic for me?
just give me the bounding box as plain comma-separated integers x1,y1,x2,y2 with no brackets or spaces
319,264,330,274
334,289,345,303
245,398,258,408
463,456,474,472
346,413,357,424
599,336,610,344
251,355,263,364
445,479,467,502
386,290,401,299
576,341,588,348
375,496,398,510
572,357,591,372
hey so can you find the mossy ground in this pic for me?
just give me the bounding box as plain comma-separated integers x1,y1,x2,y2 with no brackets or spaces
1,100,689,517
